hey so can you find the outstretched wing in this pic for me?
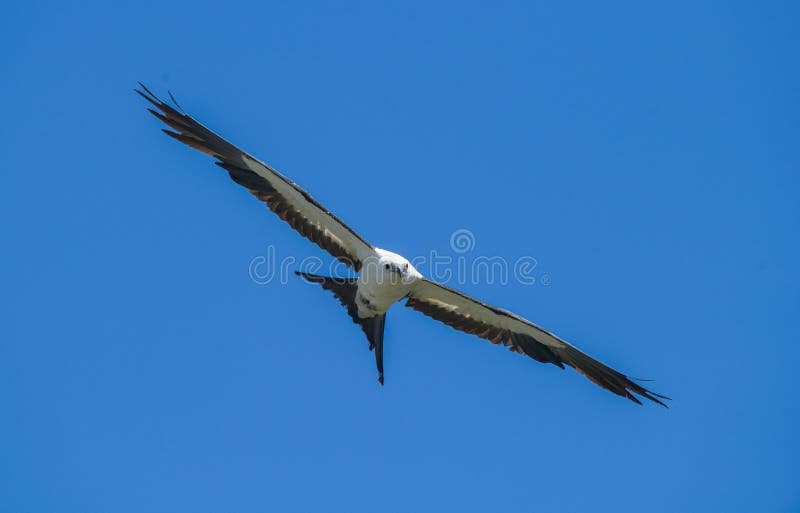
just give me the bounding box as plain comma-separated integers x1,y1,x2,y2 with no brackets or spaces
137,83,375,271
405,278,669,406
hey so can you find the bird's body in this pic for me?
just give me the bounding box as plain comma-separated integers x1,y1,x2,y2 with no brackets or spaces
356,249,421,316
138,83,669,407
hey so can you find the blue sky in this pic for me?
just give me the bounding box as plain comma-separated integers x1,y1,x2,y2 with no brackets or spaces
2,1,799,511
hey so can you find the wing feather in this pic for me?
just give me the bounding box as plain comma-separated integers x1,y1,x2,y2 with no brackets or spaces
406,278,669,406
137,83,374,270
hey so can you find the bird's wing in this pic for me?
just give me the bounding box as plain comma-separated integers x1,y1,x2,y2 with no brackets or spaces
137,84,375,271
405,278,669,406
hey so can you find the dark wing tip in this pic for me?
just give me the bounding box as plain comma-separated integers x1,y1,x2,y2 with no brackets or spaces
168,90,186,114
625,377,671,407
294,271,325,284
135,82,166,108
641,389,671,408
609,378,670,408
555,344,670,408
136,82,245,163
623,380,670,408
135,88,160,109
136,83,189,120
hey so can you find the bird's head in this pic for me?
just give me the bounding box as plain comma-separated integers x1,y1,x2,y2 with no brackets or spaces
372,250,421,285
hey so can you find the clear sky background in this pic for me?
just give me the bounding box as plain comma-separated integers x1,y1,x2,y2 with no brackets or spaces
2,1,799,512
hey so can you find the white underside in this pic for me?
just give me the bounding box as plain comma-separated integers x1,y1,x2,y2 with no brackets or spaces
355,247,422,317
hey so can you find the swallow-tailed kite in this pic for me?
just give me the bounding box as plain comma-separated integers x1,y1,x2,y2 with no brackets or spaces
137,84,668,407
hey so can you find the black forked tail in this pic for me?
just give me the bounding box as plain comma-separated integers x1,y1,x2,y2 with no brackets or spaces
295,271,388,385
367,314,386,385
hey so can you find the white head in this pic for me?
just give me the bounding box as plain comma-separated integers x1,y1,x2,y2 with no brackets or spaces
368,248,422,286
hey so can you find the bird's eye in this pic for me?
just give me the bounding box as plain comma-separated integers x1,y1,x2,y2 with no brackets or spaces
384,264,390,270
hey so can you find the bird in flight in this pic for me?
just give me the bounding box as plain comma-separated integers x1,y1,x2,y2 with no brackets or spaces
137,83,668,407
